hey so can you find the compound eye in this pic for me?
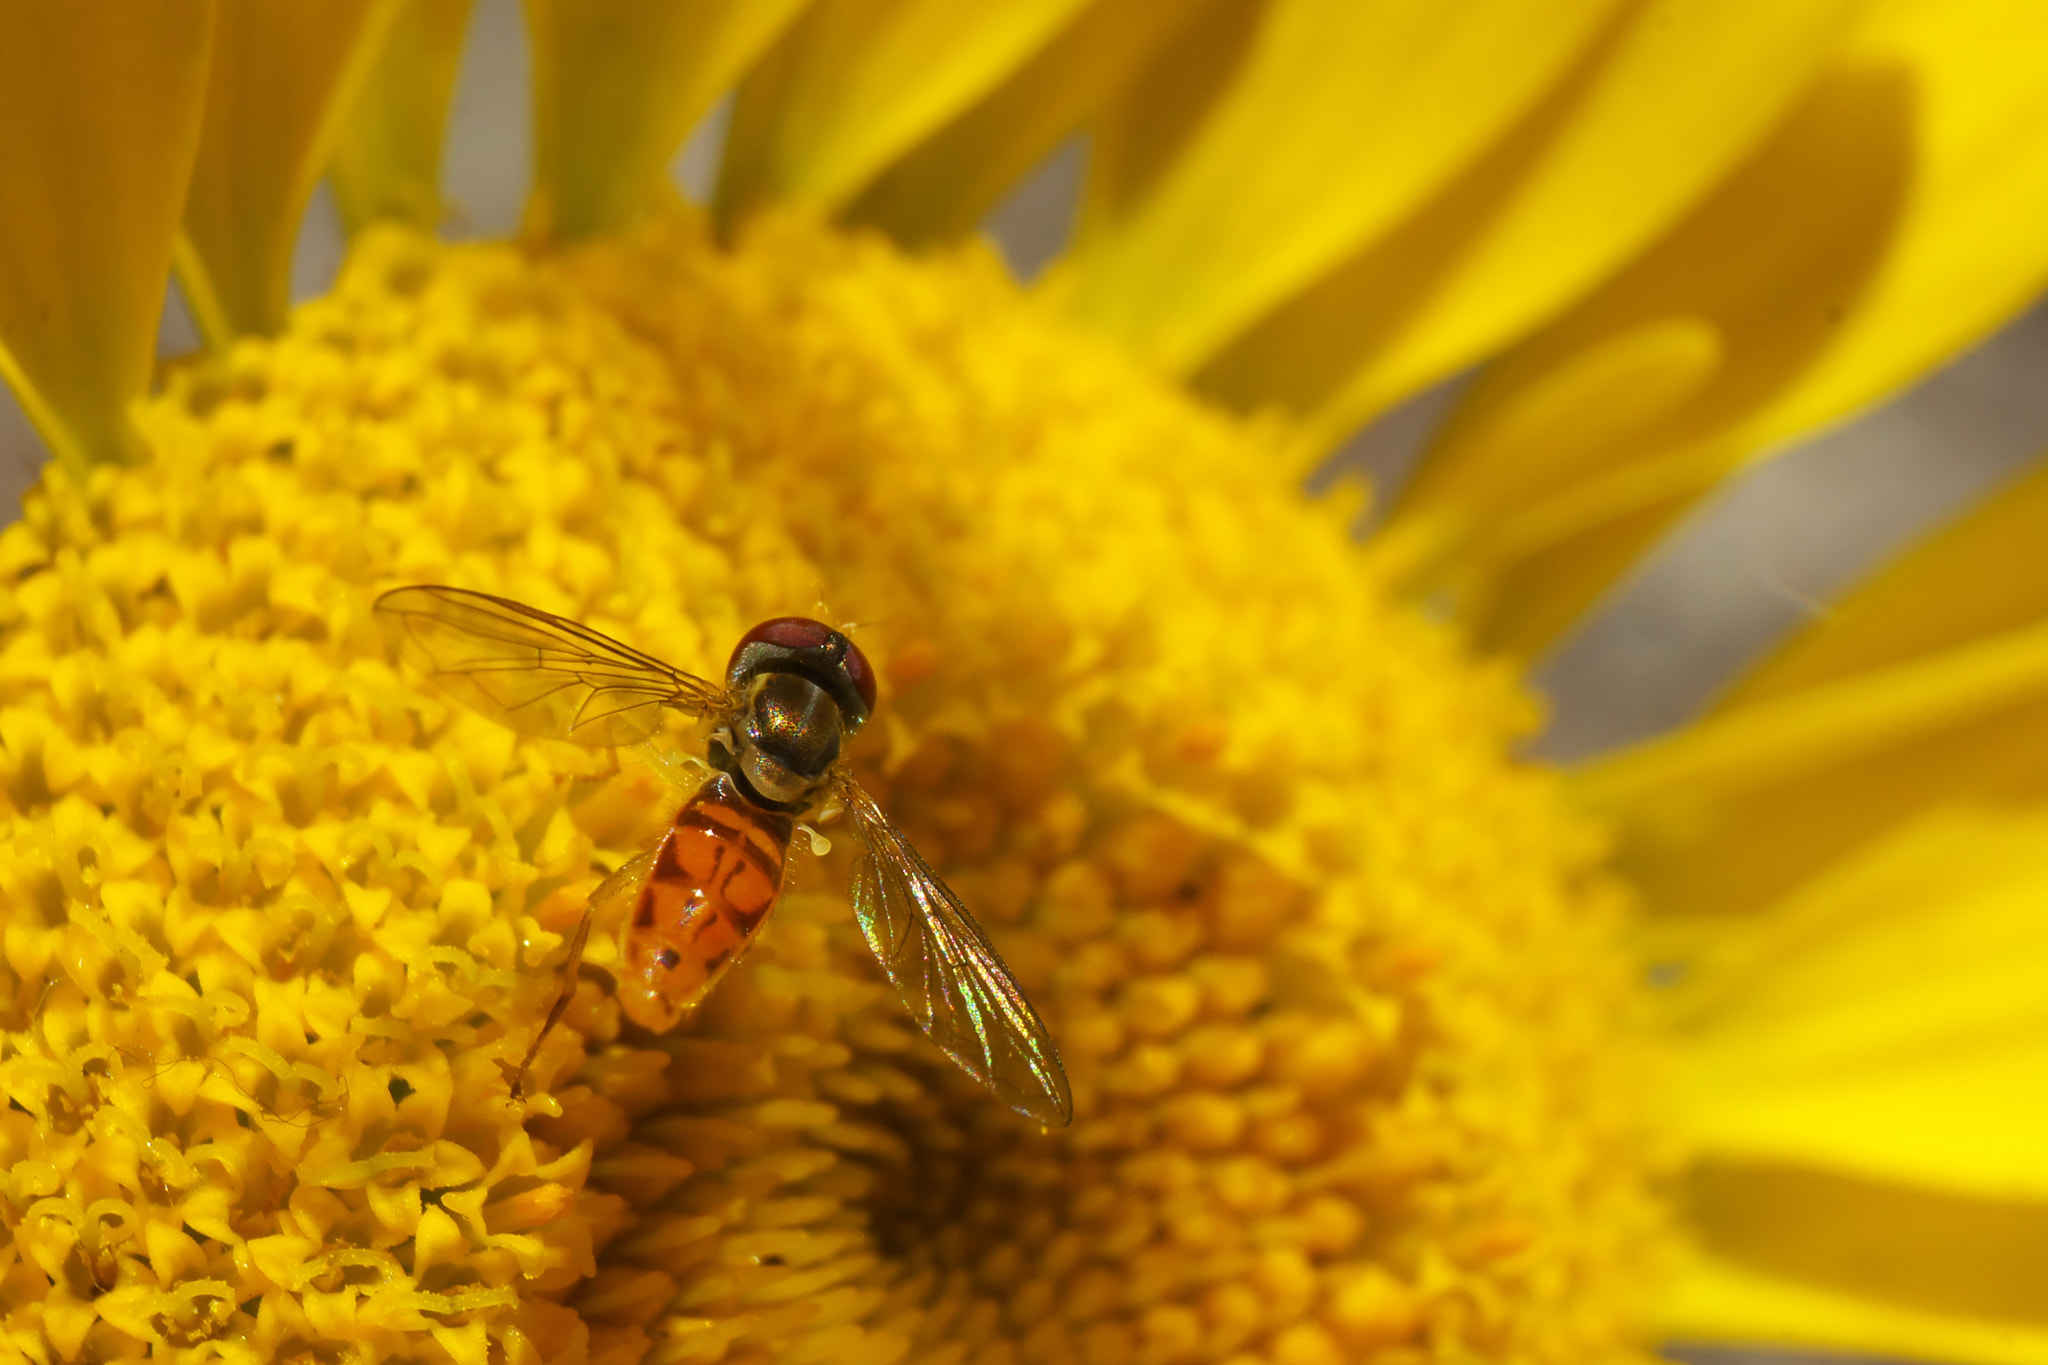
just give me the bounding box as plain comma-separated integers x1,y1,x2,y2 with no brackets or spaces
654,947,681,971
729,617,835,668
726,616,878,727
838,635,877,716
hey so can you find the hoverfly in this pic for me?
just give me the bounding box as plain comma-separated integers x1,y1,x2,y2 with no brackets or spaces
375,586,1072,1127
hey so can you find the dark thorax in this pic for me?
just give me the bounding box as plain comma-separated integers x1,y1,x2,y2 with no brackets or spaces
709,671,845,810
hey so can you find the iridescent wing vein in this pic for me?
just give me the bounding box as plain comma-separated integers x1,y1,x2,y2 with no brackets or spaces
376,585,727,746
843,778,1073,1126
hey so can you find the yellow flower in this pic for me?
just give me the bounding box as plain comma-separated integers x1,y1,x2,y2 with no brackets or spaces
0,213,1668,1365
0,4,2045,1365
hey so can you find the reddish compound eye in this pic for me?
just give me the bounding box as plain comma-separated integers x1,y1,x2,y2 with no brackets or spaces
838,634,877,716
727,617,878,727
733,617,835,655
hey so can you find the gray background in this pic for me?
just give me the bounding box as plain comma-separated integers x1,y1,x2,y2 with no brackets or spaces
0,7,2029,1358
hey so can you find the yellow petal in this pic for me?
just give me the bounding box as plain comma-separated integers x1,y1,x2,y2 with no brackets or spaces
716,0,1095,222
523,0,808,241
1731,458,2048,707
1060,0,1626,372
1393,0,2048,655
1666,1231,2048,1365
1673,807,2048,1198
1403,445,1727,658
1194,0,1858,454
1576,614,2048,917
0,0,214,471
176,0,403,344
847,0,1206,246
330,0,476,234
1391,73,1908,646
1071,0,1269,253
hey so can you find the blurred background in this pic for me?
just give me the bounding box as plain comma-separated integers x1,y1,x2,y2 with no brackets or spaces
4,4,2034,1360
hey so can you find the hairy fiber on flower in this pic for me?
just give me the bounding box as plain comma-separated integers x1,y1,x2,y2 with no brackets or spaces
0,214,1661,1364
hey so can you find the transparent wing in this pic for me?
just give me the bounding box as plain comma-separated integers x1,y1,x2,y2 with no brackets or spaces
376,585,727,746
842,778,1072,1127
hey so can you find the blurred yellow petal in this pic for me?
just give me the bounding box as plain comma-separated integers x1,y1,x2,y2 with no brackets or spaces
1073,0,1264,251
1731,458,2048,706
1061,0,1626,372
0,0,213,471
1666,1227,2048,1365
1577,615,2048,916
847,0,1205,245
1394,0,2048,655
1674,803,2048,1365
1195,0,1858,454
330,0,476,234
1673,808,2048,1196
1377,474,1712,659
176,0,403,344
523,0,807,241
716,0,1105,222
1583,620,2048,811
1392,69,1911,650
1730,0,2048,462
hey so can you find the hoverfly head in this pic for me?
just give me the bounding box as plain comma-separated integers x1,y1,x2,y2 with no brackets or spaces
725,618,876,805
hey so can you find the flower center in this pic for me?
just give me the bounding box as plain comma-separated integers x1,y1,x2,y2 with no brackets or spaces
0,213,1664,1364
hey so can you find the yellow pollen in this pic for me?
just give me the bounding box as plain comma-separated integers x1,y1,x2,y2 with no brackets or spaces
0,213,1663,1364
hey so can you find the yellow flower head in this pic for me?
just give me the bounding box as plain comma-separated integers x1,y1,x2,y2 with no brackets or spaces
0,216,1660,1363
8,2,2048,1364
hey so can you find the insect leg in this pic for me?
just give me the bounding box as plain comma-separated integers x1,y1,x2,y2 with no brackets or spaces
510,909,591,1100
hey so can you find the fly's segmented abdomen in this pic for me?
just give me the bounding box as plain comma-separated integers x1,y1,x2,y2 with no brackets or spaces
616,772,794,1032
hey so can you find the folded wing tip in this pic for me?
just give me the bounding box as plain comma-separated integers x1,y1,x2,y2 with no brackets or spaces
1024,1084,1074,1129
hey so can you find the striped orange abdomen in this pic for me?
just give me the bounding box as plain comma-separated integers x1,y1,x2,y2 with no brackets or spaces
617,772,794,1032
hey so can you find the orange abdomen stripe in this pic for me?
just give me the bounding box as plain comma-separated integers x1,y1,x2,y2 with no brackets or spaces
617,772,794,1031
